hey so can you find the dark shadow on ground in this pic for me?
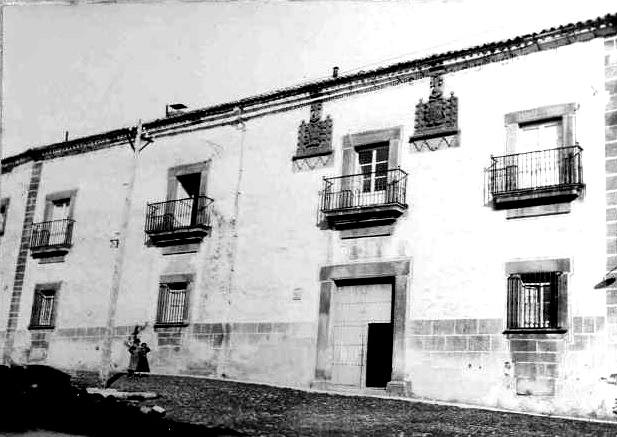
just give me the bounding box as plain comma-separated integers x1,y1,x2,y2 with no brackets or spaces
0,365,241,436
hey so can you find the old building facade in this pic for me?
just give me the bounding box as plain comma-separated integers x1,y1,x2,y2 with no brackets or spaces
2,12,617,419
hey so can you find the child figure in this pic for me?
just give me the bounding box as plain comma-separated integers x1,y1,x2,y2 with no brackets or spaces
136,342,151,375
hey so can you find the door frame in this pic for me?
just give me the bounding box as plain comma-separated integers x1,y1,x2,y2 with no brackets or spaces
312,259,412,395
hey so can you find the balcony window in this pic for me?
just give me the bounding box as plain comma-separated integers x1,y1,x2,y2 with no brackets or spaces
30,219,75,251
320,168,408,229
488,145,583,206
30,190,77,260
145,195,213,234
319,127,407,232
145,162,213,248
487,103,584,212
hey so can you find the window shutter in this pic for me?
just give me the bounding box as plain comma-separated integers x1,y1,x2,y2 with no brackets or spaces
507,275,522,329
48,293,57,327
30,291,42,327
156,283,168,323
556,272,567,329
182,283,191,323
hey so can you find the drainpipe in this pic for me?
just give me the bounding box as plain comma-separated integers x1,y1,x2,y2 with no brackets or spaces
220,108,246,376
99,120,143,386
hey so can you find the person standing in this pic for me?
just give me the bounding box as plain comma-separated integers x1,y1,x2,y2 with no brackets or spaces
136,342,151,375
126,338,140,377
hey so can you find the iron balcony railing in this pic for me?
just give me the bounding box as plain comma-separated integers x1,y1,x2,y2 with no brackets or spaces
320,168,408,212
487,145,583,196
30,219,74,250
145,196,213,234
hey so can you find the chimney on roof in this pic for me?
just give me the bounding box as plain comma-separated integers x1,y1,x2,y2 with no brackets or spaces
332,66,339,78
65,131,69,142
166,103,188,117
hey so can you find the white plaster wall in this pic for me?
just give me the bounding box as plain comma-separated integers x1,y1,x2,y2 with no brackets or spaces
18,147,133,331
0,35,612,411
0,164,33,338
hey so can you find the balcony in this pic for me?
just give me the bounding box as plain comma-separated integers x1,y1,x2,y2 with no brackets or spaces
487,145,584,209
319,168,408,230
30,219,74,259
145,196,213,247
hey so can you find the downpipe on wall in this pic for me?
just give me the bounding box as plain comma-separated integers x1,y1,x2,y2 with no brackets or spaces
219,108,246,377
99,121,147,387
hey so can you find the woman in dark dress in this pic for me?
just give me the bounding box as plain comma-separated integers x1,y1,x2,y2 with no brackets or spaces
136,342,150,374
126,338,140,377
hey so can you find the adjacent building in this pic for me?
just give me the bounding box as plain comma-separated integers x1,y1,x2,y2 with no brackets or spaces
2,12,617,419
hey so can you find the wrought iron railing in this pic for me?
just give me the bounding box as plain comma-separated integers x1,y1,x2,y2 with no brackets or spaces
320,168,408,213
30,219,74,250
145,196,213,234
487,145,583,196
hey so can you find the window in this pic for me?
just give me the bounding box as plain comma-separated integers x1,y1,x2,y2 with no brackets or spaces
30,191,77,253
0,198,9,235
358,144,389,193
505,103,575,154
29,284,60,329
148,162,211,232
487,104,583,213
43,190,77,222
49,198,71,221
518,118,563,153
507,272,566,331
319,127,407,232
156,281,190,326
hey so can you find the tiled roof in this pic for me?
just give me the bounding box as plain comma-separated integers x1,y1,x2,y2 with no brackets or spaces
2,12,616,173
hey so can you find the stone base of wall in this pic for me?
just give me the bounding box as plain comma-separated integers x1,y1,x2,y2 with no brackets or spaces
5,321,317,388
407,318,507,404
406,317,615,419
409,318,504,352
572,316,606,350
507,333,564,396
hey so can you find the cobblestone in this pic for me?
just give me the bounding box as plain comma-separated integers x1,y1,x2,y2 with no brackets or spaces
74,373,617,436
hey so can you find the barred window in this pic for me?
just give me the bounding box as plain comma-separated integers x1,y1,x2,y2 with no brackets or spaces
507,272,566,330
156,282,189,325
30,288,56,329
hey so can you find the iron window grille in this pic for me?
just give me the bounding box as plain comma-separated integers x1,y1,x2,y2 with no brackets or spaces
156,282,189,326
507,272,566,330
29,289,56,329
30,219,75,249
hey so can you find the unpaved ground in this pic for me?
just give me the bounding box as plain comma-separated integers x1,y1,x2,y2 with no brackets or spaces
73,373,617,436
